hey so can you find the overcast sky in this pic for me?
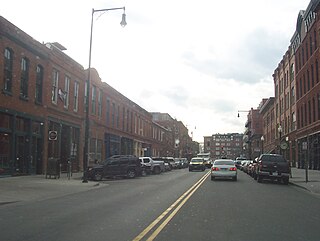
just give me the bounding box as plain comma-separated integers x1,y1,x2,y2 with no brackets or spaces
1,0,311,142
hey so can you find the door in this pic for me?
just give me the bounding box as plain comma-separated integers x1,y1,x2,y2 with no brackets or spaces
31,136,43,174
104,159,121,176
15,135,29,174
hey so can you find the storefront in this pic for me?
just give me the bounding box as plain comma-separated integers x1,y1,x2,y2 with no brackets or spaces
297,132,320,170
47,118,80,173
0,110,44,176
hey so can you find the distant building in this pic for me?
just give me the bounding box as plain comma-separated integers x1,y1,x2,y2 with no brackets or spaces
204,133,244,160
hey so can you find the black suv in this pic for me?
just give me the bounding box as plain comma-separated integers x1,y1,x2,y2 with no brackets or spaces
255,154,290,184
87,155,143,181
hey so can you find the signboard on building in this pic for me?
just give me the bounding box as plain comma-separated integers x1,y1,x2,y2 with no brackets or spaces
48,131,58,141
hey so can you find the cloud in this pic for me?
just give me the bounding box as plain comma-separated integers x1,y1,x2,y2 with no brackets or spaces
182,27,290,85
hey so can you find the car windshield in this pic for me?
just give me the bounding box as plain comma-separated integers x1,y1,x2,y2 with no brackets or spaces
261,155,286,162
191,159,203,162
214,160,234,165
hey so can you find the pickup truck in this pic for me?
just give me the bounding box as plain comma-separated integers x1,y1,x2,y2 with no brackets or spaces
139,157,165,174
255,154,290,184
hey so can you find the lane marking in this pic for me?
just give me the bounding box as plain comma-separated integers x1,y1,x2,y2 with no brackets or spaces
133,171,210,241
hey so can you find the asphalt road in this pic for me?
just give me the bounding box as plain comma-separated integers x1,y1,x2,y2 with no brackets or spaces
1,169,319,241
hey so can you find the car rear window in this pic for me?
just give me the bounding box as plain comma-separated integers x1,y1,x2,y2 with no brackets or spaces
214,160,234,165
261,155,286,162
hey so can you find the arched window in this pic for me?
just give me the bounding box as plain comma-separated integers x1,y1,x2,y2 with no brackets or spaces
4,48,13,92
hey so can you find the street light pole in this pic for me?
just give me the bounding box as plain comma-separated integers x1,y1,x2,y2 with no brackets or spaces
83,7,126,183
278,125,282,156
260,135,264,155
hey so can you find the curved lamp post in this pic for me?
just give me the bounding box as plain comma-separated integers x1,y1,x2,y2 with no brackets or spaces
83,7,126,183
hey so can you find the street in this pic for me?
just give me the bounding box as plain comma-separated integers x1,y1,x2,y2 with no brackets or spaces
1,169,319,241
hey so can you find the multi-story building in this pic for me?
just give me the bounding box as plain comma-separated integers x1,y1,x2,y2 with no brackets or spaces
151,112,194,158
260,97,276,154
291,0,320,170
204,133,243,160
273,46,297,166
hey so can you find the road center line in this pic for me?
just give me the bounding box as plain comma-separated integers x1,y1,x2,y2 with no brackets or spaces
132,171,210,241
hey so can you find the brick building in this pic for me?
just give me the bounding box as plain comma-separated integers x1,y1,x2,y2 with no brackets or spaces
291,0,320,169
204,133,243,160
0,16,194,177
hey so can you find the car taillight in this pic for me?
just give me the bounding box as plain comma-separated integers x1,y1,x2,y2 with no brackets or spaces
212,167,219,171
229,167,237,171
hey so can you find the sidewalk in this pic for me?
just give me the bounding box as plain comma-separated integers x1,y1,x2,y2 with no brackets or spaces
0,172,104,205
289,167,320,195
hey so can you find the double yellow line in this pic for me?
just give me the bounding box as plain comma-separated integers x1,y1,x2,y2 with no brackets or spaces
133,171,211,241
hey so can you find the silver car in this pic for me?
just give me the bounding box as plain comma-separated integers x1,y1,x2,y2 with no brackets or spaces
211,159,237,181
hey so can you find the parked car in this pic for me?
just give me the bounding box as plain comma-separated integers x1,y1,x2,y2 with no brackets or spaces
235,157,247,169
255,154,290,184
152,157,172,171
189,157,206,172
87,155,143,181
211,159,237,181
165,157,176,169
139,157,165,174
241,160,251,173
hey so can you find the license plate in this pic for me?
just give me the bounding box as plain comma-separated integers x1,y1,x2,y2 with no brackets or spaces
221,168,228,171
272,172,278,176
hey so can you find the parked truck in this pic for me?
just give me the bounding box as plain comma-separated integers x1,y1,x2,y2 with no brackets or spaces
139,157,165,174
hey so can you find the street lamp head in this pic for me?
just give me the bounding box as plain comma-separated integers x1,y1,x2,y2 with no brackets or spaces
120,8,127,27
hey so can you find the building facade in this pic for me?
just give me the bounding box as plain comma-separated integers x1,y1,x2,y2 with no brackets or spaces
204,133,243,160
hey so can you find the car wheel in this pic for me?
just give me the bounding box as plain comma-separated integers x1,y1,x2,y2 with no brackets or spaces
93,171,103,181
282,177,289,185
141,169,147,177
253,173,257,180
189,168,192,172
127,169,136,178
202,167,205,171
233,176,237,181
257,175,262,183
211,176,215,181
153,166,161,175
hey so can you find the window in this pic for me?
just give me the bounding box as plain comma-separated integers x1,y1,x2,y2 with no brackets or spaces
318,93,320,120
316,60,319,83
308,100,311,124
91,86,96,115
117,105,120,128
4,48,13,93
313,97,316,123
35,65,43,103
52,69,59,104
20,57,29,98
106,99,110,126
311,64,315,88
98,89,102,117
64,76,70,108
84,81,88,111
307,70,310,92
112,103,115,128
73,81,79,112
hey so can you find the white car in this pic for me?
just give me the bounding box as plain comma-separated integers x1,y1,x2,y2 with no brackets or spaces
211,159,237,181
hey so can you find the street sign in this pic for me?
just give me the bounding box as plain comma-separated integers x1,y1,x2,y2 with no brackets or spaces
48,131,58,141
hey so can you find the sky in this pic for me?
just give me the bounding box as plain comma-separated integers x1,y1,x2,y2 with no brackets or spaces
1,0,311,142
